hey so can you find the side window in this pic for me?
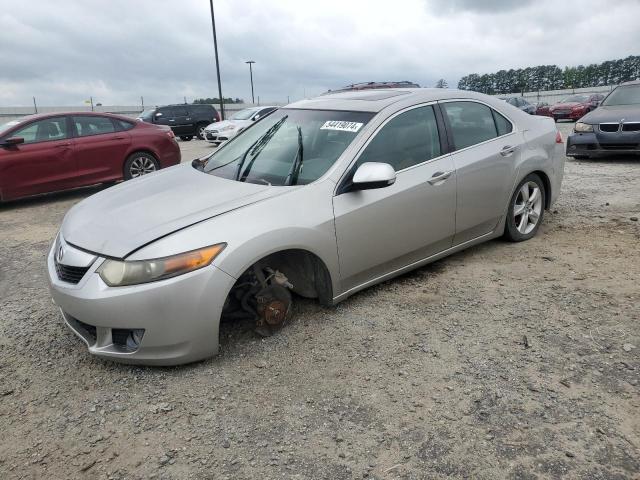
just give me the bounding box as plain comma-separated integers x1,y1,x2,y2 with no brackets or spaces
356,105,441,172
11,117,69,144
493,110,513,136
173,107,189,117
442,102,498,150
259,108,275,117
73,116,116,137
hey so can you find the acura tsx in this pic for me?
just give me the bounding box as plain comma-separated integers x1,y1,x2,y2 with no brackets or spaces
47,88,565,365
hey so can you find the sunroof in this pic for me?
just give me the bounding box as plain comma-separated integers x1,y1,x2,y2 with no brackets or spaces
329,90,412,101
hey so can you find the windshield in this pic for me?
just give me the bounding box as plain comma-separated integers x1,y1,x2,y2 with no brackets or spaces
139,108,156,120
0,120,21,137
560,95,589,103
602,85,640,106
230,108,260,120
200,108,374,186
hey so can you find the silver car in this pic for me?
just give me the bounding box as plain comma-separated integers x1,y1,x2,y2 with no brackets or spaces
203,106,278,146
47,88,564,365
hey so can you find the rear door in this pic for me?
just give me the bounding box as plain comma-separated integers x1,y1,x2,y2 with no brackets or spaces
0,116,76,200
333,104,456,292
440,100,519,244
72,115,132,184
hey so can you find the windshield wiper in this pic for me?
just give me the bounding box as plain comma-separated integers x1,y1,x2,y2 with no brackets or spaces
235,115,288,181
284,126,304,186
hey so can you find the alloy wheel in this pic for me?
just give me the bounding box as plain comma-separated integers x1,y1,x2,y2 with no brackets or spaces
129,156,157,178
513,181,542,235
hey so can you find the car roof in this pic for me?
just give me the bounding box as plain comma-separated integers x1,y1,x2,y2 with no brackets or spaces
287,88,499,112
3,111,132,124
619,80,640,86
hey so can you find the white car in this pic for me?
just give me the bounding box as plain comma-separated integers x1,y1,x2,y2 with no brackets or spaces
204,106,278,146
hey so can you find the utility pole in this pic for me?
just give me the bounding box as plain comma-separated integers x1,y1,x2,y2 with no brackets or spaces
209,0,225,120
141,96,144,109
90,96,94,112
33,97,37,114
245,60,255,104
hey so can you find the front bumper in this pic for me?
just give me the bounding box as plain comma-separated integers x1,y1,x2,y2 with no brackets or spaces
47,241,236,365
204,130,235,144
551,110,585,121
566,130,640,157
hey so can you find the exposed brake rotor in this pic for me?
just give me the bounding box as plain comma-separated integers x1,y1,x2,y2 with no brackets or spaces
255,284,292,335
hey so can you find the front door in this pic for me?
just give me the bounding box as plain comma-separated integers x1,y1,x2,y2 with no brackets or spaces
333,105,457,293
0,116,76,200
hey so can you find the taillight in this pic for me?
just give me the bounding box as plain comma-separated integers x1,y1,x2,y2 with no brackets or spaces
167,130,175,139
555,131,563,143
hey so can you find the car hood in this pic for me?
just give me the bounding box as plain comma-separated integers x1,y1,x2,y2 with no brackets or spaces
550,102,582,109
581,104,640,124
206,119,250,131
62,164,284,258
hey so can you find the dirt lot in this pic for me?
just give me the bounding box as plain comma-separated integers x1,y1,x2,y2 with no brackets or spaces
0,123,639,479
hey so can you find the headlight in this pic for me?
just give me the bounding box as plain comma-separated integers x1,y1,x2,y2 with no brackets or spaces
220,125,235,131
97,243,226,287
574,122,593,133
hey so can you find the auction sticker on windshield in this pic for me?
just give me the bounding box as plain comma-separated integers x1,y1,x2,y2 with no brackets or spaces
320,121,363,133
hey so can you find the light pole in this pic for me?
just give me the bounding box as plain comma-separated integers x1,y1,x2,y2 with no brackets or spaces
209,0,225,119
245,60,255,104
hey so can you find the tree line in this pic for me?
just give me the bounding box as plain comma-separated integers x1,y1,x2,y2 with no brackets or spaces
193,97,244,104
457,55,640,95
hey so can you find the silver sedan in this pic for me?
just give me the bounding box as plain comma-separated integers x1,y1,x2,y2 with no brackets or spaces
47,88,565,365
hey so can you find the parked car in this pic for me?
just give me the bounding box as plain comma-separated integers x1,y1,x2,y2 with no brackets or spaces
0,112,180,202
533,102,553,117
566,80,640,159
548,93,604,122
503,97,536,114
204,106,278,146
48,88,564,365
325,81,421,94
138,104,220,141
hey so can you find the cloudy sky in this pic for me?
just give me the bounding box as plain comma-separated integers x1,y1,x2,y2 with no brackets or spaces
1,0,639,106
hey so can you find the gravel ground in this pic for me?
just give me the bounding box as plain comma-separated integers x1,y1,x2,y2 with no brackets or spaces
0,123,639,480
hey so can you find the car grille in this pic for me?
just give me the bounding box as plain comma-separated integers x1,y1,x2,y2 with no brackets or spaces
599,123,619,132
600,143,639,150
55,260,90,284
555,109,570,114
622,122,640,132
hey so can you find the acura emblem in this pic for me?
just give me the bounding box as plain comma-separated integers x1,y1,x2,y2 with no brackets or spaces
57,244,65,262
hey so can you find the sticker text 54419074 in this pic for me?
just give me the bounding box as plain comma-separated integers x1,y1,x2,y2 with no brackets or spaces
320,121,364,133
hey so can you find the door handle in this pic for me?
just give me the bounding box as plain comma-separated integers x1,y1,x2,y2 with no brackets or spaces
55,143,72,147
427,170,453,185
114,136,125,140
500,145,516,156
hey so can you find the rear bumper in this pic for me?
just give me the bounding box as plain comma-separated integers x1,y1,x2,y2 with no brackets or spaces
566,131,640,157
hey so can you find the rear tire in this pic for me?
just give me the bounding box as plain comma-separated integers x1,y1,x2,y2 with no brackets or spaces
124,152,159,180
180,136,193,141
503,173,546,242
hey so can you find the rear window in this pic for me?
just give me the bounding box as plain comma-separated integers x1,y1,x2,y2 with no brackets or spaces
116,119,135,131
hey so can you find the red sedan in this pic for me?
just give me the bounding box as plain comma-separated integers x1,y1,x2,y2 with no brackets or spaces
548,94,604,122
0,112,181,201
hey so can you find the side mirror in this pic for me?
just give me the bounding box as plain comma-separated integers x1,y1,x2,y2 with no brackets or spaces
252,115,260,121
1,137,25,147
352,162,396,190
154,112,163,119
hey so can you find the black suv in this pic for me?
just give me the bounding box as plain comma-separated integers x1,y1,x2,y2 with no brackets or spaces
138,104,220,141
